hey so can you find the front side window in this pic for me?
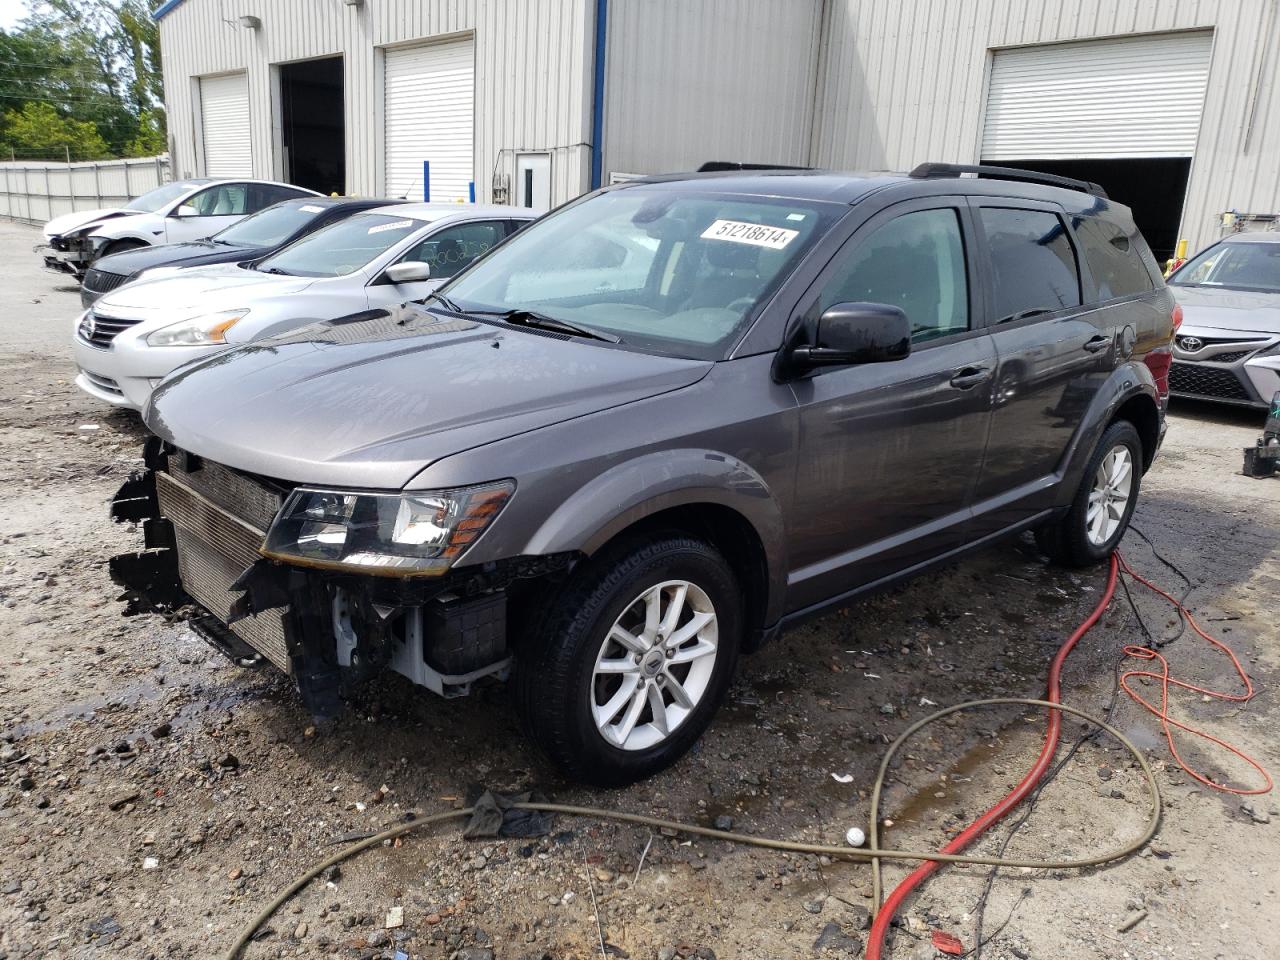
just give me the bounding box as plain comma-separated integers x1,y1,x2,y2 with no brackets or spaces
254,213,423,277
1170,241,1280,293
401,221,506,280
1074,216,1154,300
443,188,841,359
981,208,1081,322
815,208,969,343
213,202,323,247
186,183,250,217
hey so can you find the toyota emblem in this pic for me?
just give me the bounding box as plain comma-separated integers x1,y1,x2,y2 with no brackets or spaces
1178,335,1203,353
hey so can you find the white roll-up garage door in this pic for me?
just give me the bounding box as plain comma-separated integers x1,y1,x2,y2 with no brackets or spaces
982,32,1213,160
384,39,475,202
199,73,252,177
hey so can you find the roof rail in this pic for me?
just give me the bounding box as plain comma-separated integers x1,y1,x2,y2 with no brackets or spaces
909,162,1108,198
697,161,812,173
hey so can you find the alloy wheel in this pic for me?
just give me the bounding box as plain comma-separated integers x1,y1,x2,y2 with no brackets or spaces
1086,445,1134,546
590,579,719,751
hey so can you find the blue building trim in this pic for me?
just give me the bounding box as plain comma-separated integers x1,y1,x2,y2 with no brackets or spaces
589,0,608,189
151,0,187,20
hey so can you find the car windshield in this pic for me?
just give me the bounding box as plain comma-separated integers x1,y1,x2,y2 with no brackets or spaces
214,202,327,247
124,180,206,213
253,213,424,277
442,187,841,359
1170,241,1280,293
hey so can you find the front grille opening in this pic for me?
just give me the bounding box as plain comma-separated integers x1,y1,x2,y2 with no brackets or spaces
81,370,124,396
1170,362,1255,402
81,311,142,348
83,269,129,295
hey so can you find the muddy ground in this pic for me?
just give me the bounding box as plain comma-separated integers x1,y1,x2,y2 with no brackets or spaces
1,218,1277,960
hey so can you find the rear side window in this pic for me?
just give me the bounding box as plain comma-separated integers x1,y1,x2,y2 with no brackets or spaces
1074,216,1155,300
980,208,1080,322
817,207,969,343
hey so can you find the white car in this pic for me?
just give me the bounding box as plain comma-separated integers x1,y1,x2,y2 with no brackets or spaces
72,203,534,410
41,179,318,277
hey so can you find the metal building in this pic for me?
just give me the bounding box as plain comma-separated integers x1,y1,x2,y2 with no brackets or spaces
154,0,1280,259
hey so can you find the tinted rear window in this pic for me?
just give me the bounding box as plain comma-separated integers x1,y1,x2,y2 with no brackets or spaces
980,208,1081,322
1075,216,1155,299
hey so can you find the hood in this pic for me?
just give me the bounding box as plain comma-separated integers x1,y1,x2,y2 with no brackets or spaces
92,241,263,279
95,262,314,312
145,306,713,489
44,207,129,239
1171,285,1280,335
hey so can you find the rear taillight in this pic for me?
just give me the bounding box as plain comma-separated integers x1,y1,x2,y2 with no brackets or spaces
1143,349,1171,401
1171,304,1183,334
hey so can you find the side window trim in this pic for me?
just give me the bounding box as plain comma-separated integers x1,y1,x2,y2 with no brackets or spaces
967,197,1088,330
785,195,984,353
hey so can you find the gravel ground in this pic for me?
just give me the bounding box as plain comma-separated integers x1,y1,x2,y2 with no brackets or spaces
1,217,1277,960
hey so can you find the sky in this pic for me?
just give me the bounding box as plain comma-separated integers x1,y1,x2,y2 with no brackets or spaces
0,0,29,31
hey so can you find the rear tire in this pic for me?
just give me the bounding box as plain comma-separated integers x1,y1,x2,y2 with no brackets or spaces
1036,420,1143,567
514,535,741,787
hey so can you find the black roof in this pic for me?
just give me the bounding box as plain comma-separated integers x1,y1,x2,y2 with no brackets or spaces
272,196,404,211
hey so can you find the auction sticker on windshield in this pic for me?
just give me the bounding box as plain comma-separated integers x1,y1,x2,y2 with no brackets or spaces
369,219,414,234
701,219,799,250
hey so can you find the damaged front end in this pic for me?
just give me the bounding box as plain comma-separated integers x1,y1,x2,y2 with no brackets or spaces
110,438,574,719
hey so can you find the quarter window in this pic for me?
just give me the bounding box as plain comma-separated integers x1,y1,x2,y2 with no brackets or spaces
817,208,969,343
980,208,1081,322
1074,216,1154,299
402,221,506,280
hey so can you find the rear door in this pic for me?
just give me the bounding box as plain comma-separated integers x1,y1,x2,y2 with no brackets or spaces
967,199,1111,531
785,197,997,612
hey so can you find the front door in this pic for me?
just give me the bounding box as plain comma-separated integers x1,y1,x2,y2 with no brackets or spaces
967,200,1111,532
165,182,252,242
369,219,509,307
786,199,996,613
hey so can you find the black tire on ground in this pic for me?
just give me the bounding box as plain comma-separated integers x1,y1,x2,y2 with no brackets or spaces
1036,419,1143,567
514,535,742,787
101,239,147,258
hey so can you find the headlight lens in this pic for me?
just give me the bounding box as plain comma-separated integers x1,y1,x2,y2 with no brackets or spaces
146,309,248,347
261,481,514,576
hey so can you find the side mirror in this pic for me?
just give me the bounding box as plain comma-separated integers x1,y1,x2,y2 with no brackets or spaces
384,260,431,284
790,302,911,370
173,204,198,218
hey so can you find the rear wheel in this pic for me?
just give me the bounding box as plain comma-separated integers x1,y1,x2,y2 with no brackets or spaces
514,536,741,786
1036,420,1142,566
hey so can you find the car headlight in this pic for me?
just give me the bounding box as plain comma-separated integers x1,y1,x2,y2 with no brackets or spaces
146,309,248,347
261,481,515,576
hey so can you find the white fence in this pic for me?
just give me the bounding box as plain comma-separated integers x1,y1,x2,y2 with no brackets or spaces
0,155,171,224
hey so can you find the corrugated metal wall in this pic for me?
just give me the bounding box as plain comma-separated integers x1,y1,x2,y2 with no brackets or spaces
810,0,1280,253
601,0,824,178
156,0,593,205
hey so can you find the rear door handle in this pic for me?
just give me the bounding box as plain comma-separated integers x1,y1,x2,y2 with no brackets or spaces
1083,335,1111,353
949,366,991,390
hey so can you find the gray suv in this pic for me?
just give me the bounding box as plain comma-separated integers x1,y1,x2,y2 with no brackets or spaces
115,163,1175,786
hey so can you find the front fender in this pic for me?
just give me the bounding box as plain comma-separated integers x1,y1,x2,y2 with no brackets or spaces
523,449,788,624
1054,360,1160,508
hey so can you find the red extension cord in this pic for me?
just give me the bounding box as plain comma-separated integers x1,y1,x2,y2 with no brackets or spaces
866,551,1273,960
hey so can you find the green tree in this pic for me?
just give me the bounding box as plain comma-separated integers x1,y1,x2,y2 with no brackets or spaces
2,101,111,159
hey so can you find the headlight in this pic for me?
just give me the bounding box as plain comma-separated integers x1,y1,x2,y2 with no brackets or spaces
146,309,248,347
261,481,514,576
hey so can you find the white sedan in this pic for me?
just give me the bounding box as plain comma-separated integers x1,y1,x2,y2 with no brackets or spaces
72,203,534,410
41,178,318,277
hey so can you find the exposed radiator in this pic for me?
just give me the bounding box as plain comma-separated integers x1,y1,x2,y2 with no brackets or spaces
155,468,292,673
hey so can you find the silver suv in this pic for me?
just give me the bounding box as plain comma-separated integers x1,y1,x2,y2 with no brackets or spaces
115,164,1175,785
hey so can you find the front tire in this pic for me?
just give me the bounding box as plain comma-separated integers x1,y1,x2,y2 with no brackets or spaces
101,239,147,258
1036,420,1143,566
514,535,742,786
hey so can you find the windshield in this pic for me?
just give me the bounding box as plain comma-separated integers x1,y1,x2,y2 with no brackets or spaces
124,180,206,213
214,202,327,247
1170,241,1280,293
442,187,841,359
253,213,423,277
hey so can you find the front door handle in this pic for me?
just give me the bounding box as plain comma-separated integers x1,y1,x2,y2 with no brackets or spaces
1083,335,1111,354
949,366,991,390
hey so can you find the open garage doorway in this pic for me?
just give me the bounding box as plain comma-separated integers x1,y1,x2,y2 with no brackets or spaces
986,158,1191,264
278,56,345,195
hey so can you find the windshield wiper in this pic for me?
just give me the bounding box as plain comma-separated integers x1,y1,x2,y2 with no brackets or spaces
420,290,466,313
258,266,293,276
479,308,621,343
